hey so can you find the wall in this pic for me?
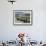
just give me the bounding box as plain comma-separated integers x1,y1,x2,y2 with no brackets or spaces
0,0,46,42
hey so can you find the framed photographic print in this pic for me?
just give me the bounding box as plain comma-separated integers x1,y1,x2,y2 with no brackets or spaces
13,10,33,25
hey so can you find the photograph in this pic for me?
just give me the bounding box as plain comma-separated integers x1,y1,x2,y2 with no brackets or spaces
13,10,32,25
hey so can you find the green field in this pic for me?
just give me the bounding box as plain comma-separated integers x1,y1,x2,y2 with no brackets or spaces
16,16,30,23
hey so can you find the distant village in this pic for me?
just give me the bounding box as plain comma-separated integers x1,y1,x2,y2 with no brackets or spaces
0,33,46,46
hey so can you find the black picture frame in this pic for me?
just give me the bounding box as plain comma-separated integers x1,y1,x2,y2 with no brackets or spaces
13,10,33,26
